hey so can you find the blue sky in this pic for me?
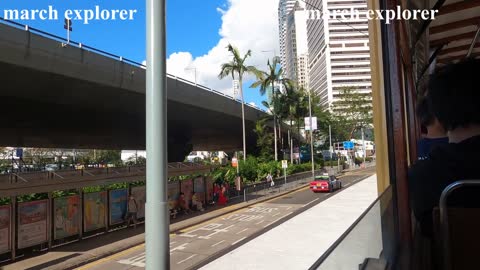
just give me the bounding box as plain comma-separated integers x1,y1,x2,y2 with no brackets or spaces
0,0,275,108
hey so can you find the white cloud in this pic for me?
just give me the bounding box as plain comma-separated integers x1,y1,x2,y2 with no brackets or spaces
166,0,280,99
248,102,256,107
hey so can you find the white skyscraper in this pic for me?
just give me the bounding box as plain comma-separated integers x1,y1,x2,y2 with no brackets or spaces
278,0,298,71
306,0,372,108
285,1,309,89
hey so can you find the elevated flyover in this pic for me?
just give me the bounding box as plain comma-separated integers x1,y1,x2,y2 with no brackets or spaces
0,19,292,161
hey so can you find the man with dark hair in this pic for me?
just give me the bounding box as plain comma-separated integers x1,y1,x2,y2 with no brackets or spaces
409,58,480,238
415,97,448,160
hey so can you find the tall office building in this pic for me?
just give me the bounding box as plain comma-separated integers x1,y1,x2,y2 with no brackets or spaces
285,1,309,89
306,0,372,108
278,0,298,71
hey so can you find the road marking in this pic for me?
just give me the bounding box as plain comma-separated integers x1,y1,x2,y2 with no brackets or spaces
76,244,145,270
344,183,350,187
170,241,176,245
285,206,292,210
232,237,247,246
302,198,319,207
211,240,225,247
177,254,197,264
236,228,249,234
255,220,264,225
272,212,281,217
263,212,293,228
170,243,189,254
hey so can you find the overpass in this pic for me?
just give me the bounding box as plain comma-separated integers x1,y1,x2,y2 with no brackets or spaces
0,19,297,161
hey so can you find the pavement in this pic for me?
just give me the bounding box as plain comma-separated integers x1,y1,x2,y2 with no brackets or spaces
0,167,376,270
202,173,380,270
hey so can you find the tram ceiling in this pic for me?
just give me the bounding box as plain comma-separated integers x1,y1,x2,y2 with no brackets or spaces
428,0,480,67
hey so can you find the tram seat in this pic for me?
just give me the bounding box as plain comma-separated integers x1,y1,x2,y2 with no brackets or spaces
432,180,480,270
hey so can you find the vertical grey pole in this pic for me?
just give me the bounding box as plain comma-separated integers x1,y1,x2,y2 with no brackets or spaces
146,0,169,269
361,127,366,166
308,90,314,179
10,196,16,261
290,138,293,164
240,81,247,160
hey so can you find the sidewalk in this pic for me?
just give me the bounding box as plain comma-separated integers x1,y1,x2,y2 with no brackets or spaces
0,178,312,270
201,174,379,270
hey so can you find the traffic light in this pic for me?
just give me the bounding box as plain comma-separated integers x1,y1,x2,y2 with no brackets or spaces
64,18,72,31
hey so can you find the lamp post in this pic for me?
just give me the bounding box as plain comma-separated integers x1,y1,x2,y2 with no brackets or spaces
308,89,314,179
185,66,197,84
146,0,169,268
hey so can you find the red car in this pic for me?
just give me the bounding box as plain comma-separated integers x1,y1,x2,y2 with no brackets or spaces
310,174,342,193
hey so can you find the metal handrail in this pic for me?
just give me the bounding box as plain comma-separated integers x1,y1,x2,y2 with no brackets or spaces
0,17,268,113
439,180,480,270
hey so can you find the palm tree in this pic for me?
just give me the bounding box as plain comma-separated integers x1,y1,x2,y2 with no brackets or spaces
219,44,258,160
250,57,292,161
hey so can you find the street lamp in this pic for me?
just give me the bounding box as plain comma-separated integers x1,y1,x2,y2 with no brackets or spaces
308,89,314,179
184,66,197,84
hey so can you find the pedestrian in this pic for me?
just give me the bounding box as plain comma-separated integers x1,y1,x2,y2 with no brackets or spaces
125,194,138,229
266,172,274,187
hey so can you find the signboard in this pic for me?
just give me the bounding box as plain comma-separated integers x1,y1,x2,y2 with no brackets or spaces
0,205,10,253
304,117,317,131
343,141,354,150
53,196,80,240
281,160,288,169
109,189,128,226
84,191,107,232
232,157,238,167
131,186,146,219
18,200,47,249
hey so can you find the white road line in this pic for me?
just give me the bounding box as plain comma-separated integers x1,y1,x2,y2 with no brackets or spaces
231,237,247,246
263,212,293,228
272,212,280,217
170,241,176,245
302,198,319,207
211,240,225,247
344,183,350,187
255,220,264,225
236,228,249,234
285,206,292,210
177,254,197,264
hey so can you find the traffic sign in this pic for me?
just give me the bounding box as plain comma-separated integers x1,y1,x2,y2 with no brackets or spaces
232,157,238,167
304,117,317,131
343,141,354,149
281,160,288,169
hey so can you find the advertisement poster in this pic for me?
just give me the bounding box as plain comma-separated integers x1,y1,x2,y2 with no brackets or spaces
109,189,127,225
193,177,205,203
53,196,80,240
206,177,214,202
131,186,146,219
180,179,193,203
84,191,107,232
168,181,180,201
0,205,10,253
18,200,47,249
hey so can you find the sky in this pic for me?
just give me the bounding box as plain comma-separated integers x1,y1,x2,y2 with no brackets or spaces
0,0,280,109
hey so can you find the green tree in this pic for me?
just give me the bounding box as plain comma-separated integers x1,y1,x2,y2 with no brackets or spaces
331,87,373,139
219,44,258,160
250,57,292,161
253,119,274,162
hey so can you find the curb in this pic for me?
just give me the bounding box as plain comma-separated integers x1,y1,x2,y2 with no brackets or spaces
60,181,312,270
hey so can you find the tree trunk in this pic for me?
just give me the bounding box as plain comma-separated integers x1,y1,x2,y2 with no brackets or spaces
274,115,278,161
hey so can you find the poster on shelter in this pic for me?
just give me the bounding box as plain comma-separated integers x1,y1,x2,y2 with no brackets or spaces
18,200,47,249
181,179,193,203
53,196,80,240
84,191,107,232
131,186,146,219
168,181,180,201
109,189,127,225
0,205,10,253
193,177,205,202
206,177,214,202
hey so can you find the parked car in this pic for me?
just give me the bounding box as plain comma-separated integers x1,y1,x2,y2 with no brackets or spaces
309,174,342,193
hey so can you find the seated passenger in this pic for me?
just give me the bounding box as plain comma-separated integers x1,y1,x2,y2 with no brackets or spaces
178,192,190,214
409,58,480,238
415,96,448,160
191,192,204,211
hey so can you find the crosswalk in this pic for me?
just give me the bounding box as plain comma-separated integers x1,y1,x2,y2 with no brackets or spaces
118,252,146,268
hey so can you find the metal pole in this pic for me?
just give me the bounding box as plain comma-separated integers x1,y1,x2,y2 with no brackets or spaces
240,81,247,160
329,125,333,168
361,127,366,166
284,167,287,185
308,90,314,179
146,0,169,268
290,138,293,164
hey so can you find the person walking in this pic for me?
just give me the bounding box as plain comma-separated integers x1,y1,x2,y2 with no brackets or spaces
125,194,138,229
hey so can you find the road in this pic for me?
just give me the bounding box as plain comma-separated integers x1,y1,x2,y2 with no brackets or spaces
76,167,376,270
